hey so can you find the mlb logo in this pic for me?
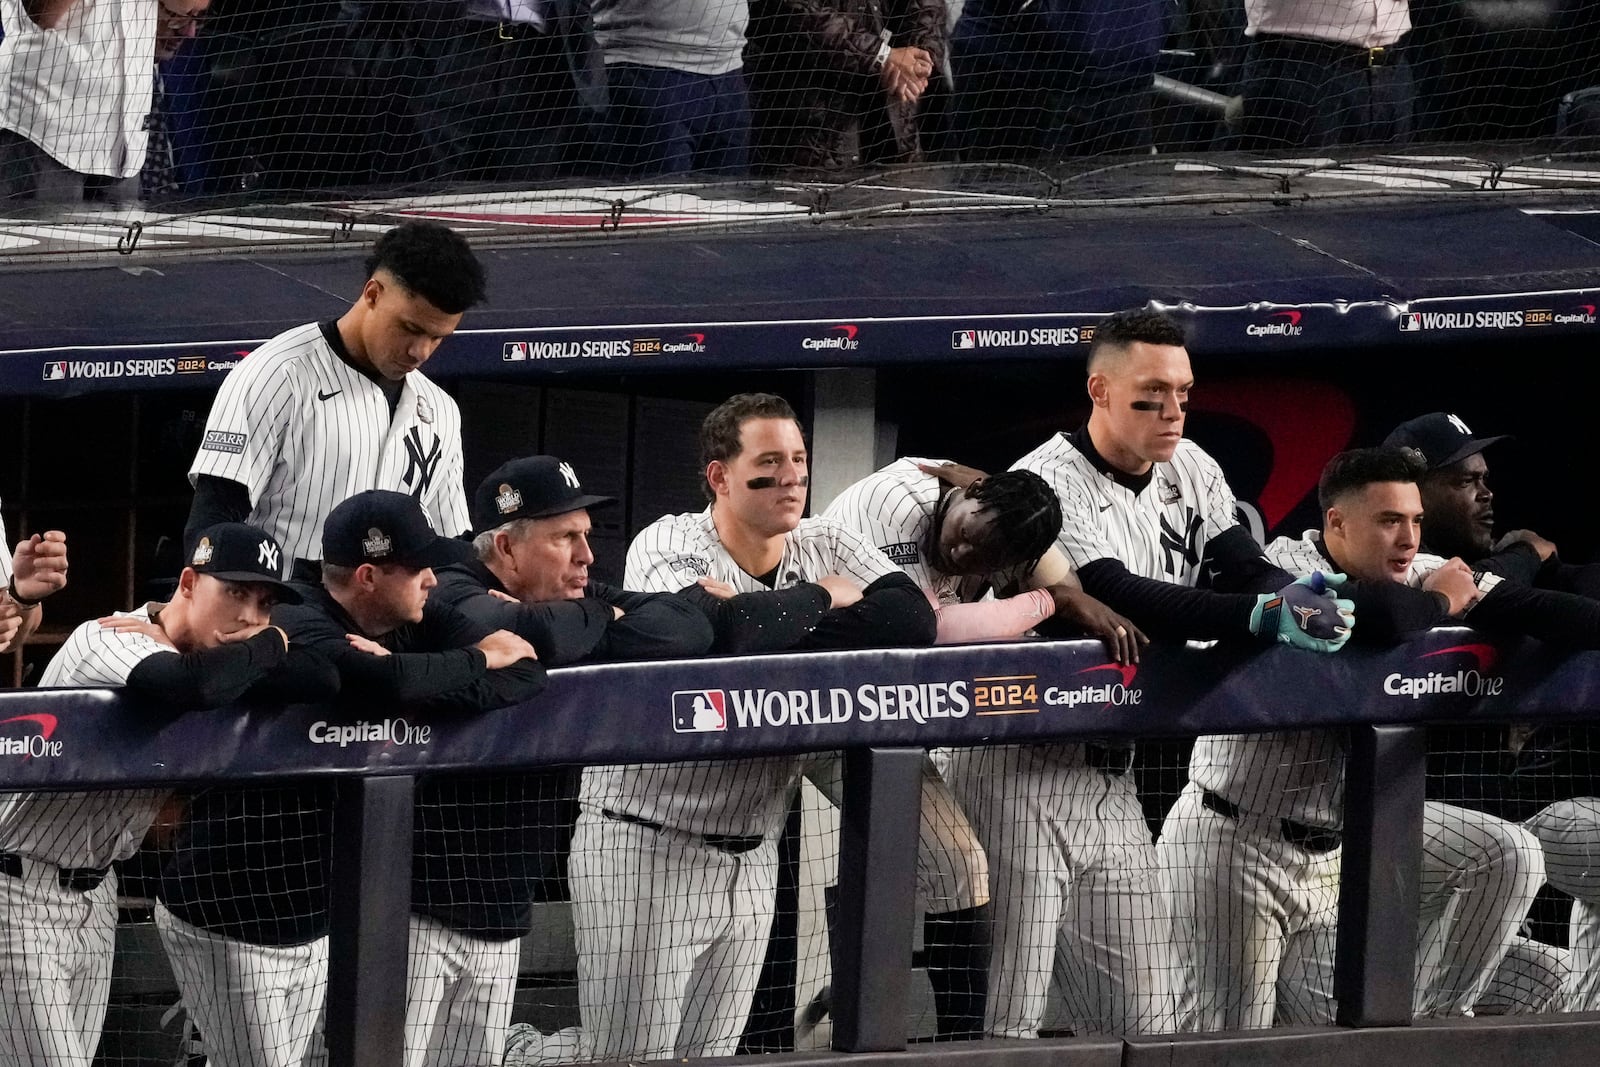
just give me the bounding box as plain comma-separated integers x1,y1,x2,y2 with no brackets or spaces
672,690,727,733
1398,313,1422,333
503,342,529,362
952,330,976,350
42,361,66,381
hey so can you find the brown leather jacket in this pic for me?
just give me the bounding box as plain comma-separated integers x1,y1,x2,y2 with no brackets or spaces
751,0,948,170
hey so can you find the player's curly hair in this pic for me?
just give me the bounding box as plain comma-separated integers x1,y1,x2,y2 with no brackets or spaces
1087,309,1187,371
699,393,802,501
366,221,487,315
966,469,1063,571
1318,446,1428,512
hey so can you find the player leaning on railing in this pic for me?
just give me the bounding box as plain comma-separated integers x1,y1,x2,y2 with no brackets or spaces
8,523,318,1067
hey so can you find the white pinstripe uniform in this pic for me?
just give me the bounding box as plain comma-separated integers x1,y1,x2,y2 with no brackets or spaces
189,322,470,571
1157,529,1549,1030
818,457,988,914
941,433,1242,1038
0,610,172,1067
569,508,902,1062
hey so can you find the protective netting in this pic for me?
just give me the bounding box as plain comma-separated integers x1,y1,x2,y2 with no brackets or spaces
0,724,1595,1062
0,0,1597,212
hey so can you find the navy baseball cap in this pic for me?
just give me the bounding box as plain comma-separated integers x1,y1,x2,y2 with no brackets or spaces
1382,413,1510,471
471,456,614,533
322,490,471,569
187,523,302,603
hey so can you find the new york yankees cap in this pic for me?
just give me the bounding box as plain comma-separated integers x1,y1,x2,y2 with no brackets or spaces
187,523,302,602
1382,413,1511,471
322,490,472,569
471,456,614,533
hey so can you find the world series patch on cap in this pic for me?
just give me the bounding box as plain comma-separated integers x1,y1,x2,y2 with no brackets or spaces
186,522,302,602
471,455,614,533
323,490,471,569
1383,412,1510,470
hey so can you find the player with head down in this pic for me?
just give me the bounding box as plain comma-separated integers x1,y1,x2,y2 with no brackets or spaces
186,221,485,579
560,393,936,1063
9,523,314,1067
948,308,1355,1040
802,457,1144,1039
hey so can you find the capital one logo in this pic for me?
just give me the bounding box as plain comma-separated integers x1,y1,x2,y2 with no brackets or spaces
673,690,727,733
1043,661,1143,709
1383,643,1504,699
0,713,63,758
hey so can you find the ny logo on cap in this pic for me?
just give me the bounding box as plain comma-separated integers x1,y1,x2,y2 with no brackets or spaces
1447,413,1472,436
363,527,393,558
192,537,213,566
558,462,580,489
496,483,523,515
258,540,280,572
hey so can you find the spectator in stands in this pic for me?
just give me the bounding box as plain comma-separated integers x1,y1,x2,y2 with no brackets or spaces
747,0,947,172
156,491,542,1067
344,0,608,184
13,523,309,1067
948,0,1164,160
589,0,752,175
140,0,212,198
1232,0,1414,148
0,0,160,204
411,456,711,1063
0,507,67,656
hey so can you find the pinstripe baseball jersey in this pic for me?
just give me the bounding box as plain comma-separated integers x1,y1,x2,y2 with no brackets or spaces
820,457,959,604
1188,532,1476,828
188,321,470,569
580,508,903,837
1013,432,1239,586
2,607,170,867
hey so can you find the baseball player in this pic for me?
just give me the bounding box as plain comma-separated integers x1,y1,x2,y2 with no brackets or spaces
1385,413,1600,1012
0,505,68,655
402,456,712,1064
9,522,301,1067
1158,446,1600,1029
806,457,1144,1038
185,221,485,577
156,492,542,1067
949,308,1354,1039
561,393,936,1063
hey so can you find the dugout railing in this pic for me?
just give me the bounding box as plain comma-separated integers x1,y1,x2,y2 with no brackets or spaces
5,630,1600,1067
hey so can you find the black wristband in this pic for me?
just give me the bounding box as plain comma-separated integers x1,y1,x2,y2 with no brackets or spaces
6,577,43,608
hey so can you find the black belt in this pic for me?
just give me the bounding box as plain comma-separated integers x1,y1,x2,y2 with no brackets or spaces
0,851,110,892
1084,742,1134,776
1252,34,1401,68
602,809,765,855
1201,791,1342,853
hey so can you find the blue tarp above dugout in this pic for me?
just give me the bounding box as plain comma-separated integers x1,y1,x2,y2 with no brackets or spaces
2,180,1599,397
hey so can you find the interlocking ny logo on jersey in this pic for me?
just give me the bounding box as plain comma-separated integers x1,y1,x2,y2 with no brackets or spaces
1158,509,1204,576
672,690,727,733
402,427,442,500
